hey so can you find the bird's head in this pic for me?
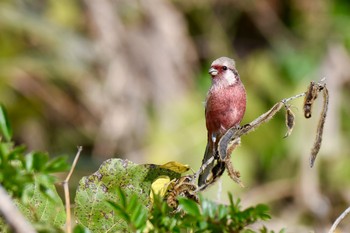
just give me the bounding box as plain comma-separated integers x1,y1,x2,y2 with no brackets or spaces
209,57,240,86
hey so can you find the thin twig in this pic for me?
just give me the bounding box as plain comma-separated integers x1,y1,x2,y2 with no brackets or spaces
329,206,350,233
0,185,36,233
63,146,83,233
281,92,306,104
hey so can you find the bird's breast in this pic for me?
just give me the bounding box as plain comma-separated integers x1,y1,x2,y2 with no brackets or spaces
205,84,246,134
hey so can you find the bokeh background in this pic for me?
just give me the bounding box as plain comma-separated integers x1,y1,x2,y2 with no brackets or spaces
1,0,350,232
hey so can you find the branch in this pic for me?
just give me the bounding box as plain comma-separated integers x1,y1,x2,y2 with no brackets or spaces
196,80,328,191
0,185,36,233
63,146,83,233
329,206,350,233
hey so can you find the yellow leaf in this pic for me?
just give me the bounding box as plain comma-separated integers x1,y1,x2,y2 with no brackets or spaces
160,161,190,174
150,176,171,203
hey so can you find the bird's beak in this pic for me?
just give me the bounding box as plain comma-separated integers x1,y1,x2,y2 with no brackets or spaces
208,67,218,76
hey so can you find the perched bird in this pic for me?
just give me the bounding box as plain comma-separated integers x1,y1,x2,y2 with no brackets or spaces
198,57,247,187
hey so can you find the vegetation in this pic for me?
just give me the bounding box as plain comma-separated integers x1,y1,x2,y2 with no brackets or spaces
0,105,68,232
1,0,350,231
1,105,281,232
109,188,278,233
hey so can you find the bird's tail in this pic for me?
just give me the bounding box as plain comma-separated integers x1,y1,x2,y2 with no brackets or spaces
198,142,216,187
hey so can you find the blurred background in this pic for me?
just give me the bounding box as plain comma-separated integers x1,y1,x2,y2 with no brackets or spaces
1,0,350,232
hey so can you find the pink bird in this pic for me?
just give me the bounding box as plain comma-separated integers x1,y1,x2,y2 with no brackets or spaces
198,57,247,186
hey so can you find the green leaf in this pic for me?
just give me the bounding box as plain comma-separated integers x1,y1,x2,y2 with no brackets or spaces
32,222,65,233
202,199,215,218
7,145,26,161
25,152,35,171
127,194,139,213
130,203,142,223
74,158,180,232
218,204,228,219
0,142,33,198
116,186,127,208
242,229,256,233
73,225,92,233
0,141,11,158
0,105,12,142
254,204,271,220
15,175,66,228
44,156,70,173
107,201,131,223
25,152,49,172
178,197,201,216
38,183,57,202
133,206,147,229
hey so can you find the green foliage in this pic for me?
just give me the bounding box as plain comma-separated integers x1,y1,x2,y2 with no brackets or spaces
152,193,272,233
0,107,69,199
0,105,69,232
110,187,279,233
107,187,148,232
0,104,284,232
0,105,12,142
258,226,286,233
0,140,69,199
15,175,66,230
74,158,181,232
73,225,92,233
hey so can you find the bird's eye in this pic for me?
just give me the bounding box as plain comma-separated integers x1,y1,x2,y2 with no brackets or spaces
222,66,228,70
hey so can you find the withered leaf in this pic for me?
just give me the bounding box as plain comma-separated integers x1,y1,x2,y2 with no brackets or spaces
310,85,329,167
284,106,295,138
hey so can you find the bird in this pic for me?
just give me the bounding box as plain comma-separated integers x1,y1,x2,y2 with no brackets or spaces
198,57,247,187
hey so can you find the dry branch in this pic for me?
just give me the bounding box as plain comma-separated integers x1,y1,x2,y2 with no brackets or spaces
195,80,328,191
329,206,350,233
63,146,83,233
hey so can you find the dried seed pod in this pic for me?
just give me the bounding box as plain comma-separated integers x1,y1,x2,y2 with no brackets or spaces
166,176,198,209
224,141,244,187
303,81,319,118
310,85,329,167
283,106,295,138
